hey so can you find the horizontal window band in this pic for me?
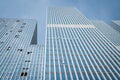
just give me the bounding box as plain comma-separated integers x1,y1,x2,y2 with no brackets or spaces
47,24,95,28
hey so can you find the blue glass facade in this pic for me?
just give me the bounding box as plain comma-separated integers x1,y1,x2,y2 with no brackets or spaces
0,8,120,80
110,20,120,32
44,7,120,80
92,21,120,51
0,19,44,80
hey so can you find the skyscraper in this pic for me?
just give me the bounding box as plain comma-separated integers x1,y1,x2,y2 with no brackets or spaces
110,20,120,32
0,7,120,80
44,7,120,80
92,20,120,51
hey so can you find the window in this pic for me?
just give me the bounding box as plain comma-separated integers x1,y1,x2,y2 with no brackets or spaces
15,35,20,38
22,23,26,25
0,41,3,44
20,26,24,28
23,68,29,70
10,30,12,32
5,33,8,35
21,72,27,77
5,25,7,27
25,60,30,62
24,72,27,76
27,51,32,54
18,29,22,32
21,72,24,76
18,49,23,52
16,20,20,22
7,46,11,51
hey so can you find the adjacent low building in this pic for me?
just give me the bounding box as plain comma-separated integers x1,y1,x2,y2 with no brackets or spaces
0,19,44,80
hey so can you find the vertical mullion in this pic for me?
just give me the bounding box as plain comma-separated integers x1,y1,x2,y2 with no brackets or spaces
47,28,50,80
43,24,47,80
53,27,56,80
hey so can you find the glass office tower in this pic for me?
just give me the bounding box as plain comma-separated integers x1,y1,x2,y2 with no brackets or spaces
44,7,120,80
0,8,120,80
110,20,120,32
0,19,44,80
92,20,120,51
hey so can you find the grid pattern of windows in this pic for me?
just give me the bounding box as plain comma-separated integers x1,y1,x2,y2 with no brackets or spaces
47,7,92,25
0,45,44,80
110,20,120,32
0,9,120,80
0,19,44,80
44,27,120,80
92,21,120,46
0,19,37,52
44,7,120,80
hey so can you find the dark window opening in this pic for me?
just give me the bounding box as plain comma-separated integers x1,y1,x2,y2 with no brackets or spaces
5,33,8,35
24,72,27,76
21,72,27,77
5,25,7,27
20,26,24,28
23,68,29,70
15,35,20,38
7,46,11,51
16,20,20,22
0,41,4,44
25,60,30,62
10,30,12,32
18,49,23,52
18,29,22,32
21,72,24,76
22,23,26,25
27,51,32,54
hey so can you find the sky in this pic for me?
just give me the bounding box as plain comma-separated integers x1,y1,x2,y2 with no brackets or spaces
0,0,120,44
